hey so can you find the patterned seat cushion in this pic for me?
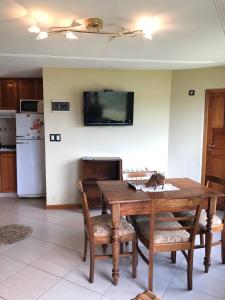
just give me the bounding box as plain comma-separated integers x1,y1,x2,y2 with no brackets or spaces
92,214,135,237
174,210,222,231
134,212,190,244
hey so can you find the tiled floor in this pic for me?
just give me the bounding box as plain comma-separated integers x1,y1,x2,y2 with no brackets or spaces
0,197,224,300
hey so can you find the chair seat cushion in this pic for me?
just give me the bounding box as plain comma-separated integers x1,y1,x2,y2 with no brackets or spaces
134,212,190,244
92,214,135,237
174,210,222,230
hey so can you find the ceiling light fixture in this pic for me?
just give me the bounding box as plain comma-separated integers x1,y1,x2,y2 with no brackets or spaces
28,17,159,41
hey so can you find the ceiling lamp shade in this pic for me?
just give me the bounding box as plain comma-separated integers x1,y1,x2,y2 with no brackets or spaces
65,31,78,39
36,31,48,40
28,24,40,33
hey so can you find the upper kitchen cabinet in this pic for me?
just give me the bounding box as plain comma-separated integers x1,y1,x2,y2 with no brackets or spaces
0,78,43,111
34,78,43,100
17,79,35,100
1,79,18,110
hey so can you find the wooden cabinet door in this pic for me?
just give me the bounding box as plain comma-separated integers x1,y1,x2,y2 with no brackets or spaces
34,78,43,100
1,80,18,110
204,91,225,210
18,79,35,99
0,153,17,192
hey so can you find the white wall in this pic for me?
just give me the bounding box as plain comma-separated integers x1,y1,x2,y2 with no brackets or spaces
168,66,225,181
43,68,172,205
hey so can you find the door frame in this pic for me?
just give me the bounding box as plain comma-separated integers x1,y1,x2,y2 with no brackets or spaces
201,88,225,184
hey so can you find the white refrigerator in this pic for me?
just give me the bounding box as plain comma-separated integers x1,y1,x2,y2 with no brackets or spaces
16,113,46,197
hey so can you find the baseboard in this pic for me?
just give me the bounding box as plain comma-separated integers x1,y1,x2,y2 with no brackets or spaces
0,193,17,198
45,203,81,210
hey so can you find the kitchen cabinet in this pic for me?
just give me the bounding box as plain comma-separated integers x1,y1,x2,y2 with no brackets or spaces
18,79,35,100
0,153,17,192
34,78,43,100
0,78,43,111
1,79,18,110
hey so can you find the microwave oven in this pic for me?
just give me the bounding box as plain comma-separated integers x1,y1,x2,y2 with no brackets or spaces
20,99,44,113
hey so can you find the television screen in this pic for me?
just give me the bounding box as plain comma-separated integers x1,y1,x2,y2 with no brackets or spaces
83,91,134,126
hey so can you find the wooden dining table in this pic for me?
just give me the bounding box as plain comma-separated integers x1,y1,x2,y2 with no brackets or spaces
97,178,223,288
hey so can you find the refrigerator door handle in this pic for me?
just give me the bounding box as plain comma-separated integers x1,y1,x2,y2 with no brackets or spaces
16,135,26,138
16,142,29,144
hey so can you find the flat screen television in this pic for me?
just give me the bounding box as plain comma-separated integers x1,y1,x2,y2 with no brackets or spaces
83,91,134,126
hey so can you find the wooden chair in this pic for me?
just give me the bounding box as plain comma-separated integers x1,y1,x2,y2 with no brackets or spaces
132,289,160,300
173,175,225,267
77,180,138,283
131,198,203,291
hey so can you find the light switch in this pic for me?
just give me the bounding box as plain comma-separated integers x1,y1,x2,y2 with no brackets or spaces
50,134,55,141
49,134,61,142
56,134,61,141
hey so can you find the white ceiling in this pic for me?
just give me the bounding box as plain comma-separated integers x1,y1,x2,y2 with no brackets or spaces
0,0,225,76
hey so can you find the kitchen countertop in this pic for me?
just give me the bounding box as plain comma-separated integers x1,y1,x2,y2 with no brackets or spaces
0,150,16,153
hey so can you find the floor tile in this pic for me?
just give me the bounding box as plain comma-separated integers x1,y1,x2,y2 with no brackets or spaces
0,254,25,282
167,267,225,299
28,219,78,245
65,258,113,294
104,271,169,300
19,206,76,224
38,279,102,300
59,230,85,256
2,237,56,264
163,284,223,300
31,246,82,277
58,213,83,230
0,265,59,300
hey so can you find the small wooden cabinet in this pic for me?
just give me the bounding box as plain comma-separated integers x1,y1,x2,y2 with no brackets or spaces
0,153,17,192
80,157,122,208
0,78,43,111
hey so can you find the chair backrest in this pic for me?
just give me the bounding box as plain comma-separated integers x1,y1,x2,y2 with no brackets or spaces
149,198,203,249
123,169,156,181
206,174,225,187
77,180,93,239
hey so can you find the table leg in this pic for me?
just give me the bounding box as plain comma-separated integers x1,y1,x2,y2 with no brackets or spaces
101,193,108,254
204,196,216,273
111,203,120,285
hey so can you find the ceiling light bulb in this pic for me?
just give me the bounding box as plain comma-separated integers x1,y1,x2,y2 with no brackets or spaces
137,16,160,39
36,31,48,40
66,31,78,39
144,32,153,40
28,25,40,33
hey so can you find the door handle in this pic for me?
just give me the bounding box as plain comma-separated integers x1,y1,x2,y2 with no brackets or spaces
16,142,29,144
207,144,215,151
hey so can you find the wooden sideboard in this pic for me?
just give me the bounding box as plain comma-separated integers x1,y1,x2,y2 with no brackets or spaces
80,157,122,208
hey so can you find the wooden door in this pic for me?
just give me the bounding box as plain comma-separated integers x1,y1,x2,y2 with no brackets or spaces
202,90,225,210
0,153,17,192
1,80,18,110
